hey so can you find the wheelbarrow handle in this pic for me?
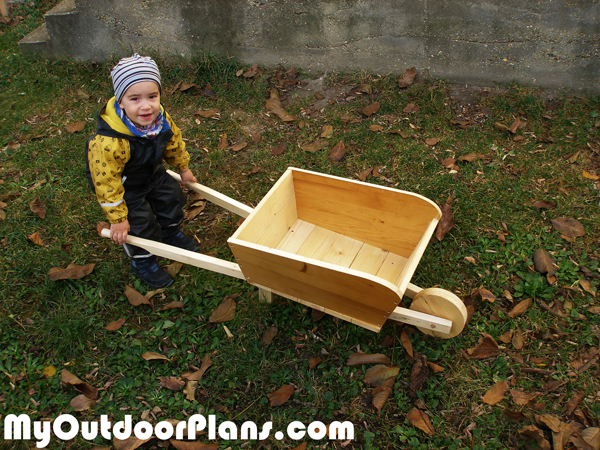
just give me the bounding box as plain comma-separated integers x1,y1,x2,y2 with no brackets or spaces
167,170,254,218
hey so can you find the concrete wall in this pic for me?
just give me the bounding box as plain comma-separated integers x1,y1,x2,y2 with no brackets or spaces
21,0,600,93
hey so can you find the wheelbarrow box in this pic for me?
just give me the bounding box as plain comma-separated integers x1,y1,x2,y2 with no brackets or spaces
228,168,442,332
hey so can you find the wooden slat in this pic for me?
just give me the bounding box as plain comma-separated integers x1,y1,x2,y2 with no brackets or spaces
230,169,296,244
377,252,408,285
291,168,441,257
256,195,298,248
396,218,439,293
277,220,315,253
350,243,389,276
310,232,364,268
296,226,332,258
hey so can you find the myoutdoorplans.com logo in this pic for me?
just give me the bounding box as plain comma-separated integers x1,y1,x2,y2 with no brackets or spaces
4,413,354,448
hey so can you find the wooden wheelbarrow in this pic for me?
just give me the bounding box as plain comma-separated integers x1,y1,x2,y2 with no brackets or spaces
101,167,467,338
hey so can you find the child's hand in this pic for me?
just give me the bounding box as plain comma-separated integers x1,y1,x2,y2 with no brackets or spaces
178,168,197,187
110,220,130,245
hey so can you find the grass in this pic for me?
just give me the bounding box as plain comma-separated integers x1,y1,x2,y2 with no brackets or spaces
1,2,599,449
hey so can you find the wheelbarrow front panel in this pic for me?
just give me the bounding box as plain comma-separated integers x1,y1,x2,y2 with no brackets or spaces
228,168,443,331
227,239,401,332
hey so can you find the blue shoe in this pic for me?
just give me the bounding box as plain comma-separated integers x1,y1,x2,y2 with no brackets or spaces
162,230,199,252
131,256,173,289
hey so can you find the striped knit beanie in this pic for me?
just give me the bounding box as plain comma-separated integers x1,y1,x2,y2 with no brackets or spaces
111,53,161,103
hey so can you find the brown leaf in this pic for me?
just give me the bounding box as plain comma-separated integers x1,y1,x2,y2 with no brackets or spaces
289,443,307,450
551,217,585,238
361,102,380,117
510,389,534,406
356,168,372,182
29,198,46,219
218,135,228,149
309,356,322,369
48,263,95,281
182,354,213,381
508,117,527,134
435,203,454,241
165,262,183,278
534,249,557,276
314,91,325,100
464,333,500,360
426,361,445,374
329,140,346,162
43,366,56,379
503,408,527,423
231,142,247,152
372,377,395,411
400,330,413,358
403,103,420,114
553,422,574,450
397,67,417,88
425,138,440,146
66,121,86,133
61,369,98,399
28,232,44,246
458,153,479,163
169,440,219,450
195,108,220,118
567,151,581,164
483,380,509,405
302,140,325,153
141,352,169,361
477,288,496,303
369,124,384,132
321,124,333,138
346,353,391,366
508,298,532,318
512,327,525,350
519,425,551,450
533,200,556,210
208,295,236,323
113,436,154,450
70,394,96,411
105,318,126,331
160,301,184,311
583,170,600,181
407,353,429,398
494,122,510,132
578,279,596,297
542,379,566,394
243,63,260,78
407,408,435,436
259,326,278,345
158,376,184,391
580,428,600,450
124,285,151,306
588,306,600,315
268,384,294,407
363,364,399,386
265,90,296,122
271,142,286,156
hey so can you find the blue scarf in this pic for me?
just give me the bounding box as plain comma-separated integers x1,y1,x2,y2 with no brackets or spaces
114,99,170,139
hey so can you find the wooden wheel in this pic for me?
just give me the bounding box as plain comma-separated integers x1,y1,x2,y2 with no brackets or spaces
409,288,467,339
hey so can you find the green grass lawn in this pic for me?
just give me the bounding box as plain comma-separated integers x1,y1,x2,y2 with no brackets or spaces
1,2,599,449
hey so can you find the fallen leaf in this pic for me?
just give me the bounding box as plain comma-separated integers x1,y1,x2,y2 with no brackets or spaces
477,288,496,303
265,90,296,122
231,142,247,152
76,88,90,101
465,256,477,265
187,203,206,220
580,427,600,450
494,122,509,132
426,362,445,374
458,153,479,163
28,232,44,246
400,330,413,358
158,376,184,391
372,377,395,411
29,198,46,219
271,142,286,156
508,117,527,134
533,249,557,277
329,140,346,162
48,264,95,281
407,353,429,398
268,384,294,407
567,151,581,164
363,364,399,386
425,138,440,146
361,102,380,117
508,298,532,318
578,279,596,297
70,394,96,411
169,440,219,450
289,443,307,450
519,425,551,450
252,133,262,143
450,119,471,129
435,204,454,241
141,352,169,361
583,171,600,181
551,217,585,238
503,408,527,423
346,353,391,366
302,140,325,153
182,354,212,381
588,306,600,315
403,103,420,114
510,389,533,406
259,326,278,345
309,356,322,369
43,366,56,379
533,200,556,210
542,379,566,394
321,125,333,138
165,262,183,278
195,109,220,118
243,63,260,78
66,121,86,133
124,285,151,306
356,168,372,182
512,327,524,350
62,369,98,399
407,408,435,436
397,67,417,88
464,333,500,360
218,135,228,149
105,318,126,331
160,301,184,311
369,124,384,132
483,380,510,405
208,295,236,322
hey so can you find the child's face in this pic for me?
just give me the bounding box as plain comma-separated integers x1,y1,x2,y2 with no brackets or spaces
118,81,161,127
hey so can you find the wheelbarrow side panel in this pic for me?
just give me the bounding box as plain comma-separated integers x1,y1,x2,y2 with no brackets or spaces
228,239,402,333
